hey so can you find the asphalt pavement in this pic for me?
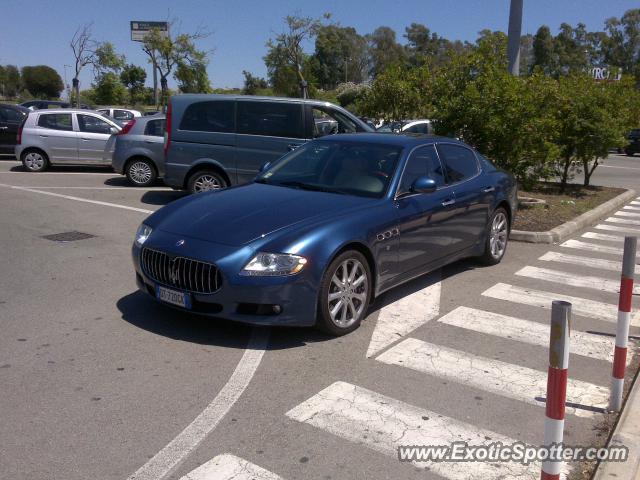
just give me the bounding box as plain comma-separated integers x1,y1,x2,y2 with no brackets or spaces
1,155,639,480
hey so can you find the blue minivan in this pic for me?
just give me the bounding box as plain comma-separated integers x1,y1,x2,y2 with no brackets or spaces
163,94,374,193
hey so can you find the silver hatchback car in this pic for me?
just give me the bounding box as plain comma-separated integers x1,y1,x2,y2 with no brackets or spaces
15,109,121,171
111,114,166,187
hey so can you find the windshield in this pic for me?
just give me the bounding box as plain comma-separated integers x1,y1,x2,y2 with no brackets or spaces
256,141,402,198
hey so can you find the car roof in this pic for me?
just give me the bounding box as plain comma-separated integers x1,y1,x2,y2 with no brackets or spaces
170,93,346,107
0,103,28,112
31,108,103,114
315,132,461,147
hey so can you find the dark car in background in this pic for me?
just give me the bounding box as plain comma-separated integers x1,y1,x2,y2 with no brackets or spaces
112,115,166,186
163,94,374,193
132,133,516,335
625,129,640,156
20,100,91,110
0,103,28,155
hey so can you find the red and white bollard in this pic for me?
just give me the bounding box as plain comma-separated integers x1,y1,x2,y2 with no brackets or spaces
541,300,571,480
609,236,636,412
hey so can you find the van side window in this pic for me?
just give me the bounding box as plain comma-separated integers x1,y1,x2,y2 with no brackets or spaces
237,101,303,138
179,101,235,133
312,107,357,138
37,113,73,131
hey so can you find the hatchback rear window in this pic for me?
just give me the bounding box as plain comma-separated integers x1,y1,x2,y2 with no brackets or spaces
37,113,73,131
179,101,235,133
237,101,303,139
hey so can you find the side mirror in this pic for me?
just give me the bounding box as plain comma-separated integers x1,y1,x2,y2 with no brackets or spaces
411,176,437,194
259,161,271,173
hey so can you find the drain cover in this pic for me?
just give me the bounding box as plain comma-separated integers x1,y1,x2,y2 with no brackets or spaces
42,231,96,242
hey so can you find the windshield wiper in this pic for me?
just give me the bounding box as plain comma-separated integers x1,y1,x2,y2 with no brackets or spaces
277,180,347,195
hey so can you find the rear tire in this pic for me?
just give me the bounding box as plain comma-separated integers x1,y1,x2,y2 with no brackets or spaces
316,250,371,336
478,207,509,265
21,149,49,172
187,170,228,194
125,158,157,187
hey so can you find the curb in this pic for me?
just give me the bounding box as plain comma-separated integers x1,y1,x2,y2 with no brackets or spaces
593,368,640,480
510,189,637,244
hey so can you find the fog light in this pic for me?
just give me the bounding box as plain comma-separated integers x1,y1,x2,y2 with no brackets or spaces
272,305,282,314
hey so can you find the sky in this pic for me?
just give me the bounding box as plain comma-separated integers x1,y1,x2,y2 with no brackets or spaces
0,0,637,94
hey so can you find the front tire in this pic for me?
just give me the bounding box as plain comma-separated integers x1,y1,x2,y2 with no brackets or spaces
125,158,157,187
187,170,228,194
478,207,509,265
317,250,371,336
21,149,49,172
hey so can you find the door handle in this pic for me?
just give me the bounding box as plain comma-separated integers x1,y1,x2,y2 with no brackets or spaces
0,126,8,130
482,186,495,193
39,134,48,138
81,138,90,141
287,144,300,151
144,140,154,144
442,199,455,207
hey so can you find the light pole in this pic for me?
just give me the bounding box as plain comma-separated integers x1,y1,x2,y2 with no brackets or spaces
507,0,524,76
63,64,72,101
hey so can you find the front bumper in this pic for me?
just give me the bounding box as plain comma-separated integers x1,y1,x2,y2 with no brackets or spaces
132,230,319,327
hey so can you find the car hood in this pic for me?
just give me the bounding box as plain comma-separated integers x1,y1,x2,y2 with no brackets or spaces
157,183,375,246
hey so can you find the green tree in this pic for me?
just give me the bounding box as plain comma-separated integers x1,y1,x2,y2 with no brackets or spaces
93,72,127,105
120,64,147,104
367,26,406,77
21,65,64,98
404,23,464,66
93,42,125,76
603,9,640,81
312,24,368,89
242,70,268,95
175,60,211,93
532,26,556,74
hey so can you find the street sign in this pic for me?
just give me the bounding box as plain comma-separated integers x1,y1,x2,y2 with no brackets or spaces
130,21,169,42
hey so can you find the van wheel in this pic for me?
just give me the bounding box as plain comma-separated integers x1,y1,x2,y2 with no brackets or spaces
125,158,157,187
22,149,49,172
187,170,228,194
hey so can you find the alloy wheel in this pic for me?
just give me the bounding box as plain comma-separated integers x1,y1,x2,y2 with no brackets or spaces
24,152,45,171
193,174,223,192
129,161,153,185
327,258,368,328
489,211,508,259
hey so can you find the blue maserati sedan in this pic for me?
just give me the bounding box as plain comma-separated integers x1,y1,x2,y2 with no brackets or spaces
132,133,517,335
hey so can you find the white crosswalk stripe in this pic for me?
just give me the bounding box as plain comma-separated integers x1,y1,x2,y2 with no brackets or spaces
595,223,640,234
482,283,640,326
614,210,640,218
561,239,629,256
286,381,542,480
179,454,283,480
582,232,624,243
539,251,622,272
376,338,607,418
623,205,640,211
438,306,624,364
515,265,639,295
605,216,640,226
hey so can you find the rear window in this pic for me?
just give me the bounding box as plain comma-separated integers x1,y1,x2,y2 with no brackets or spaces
144,119,165,137
237,101,303,138
37,113,73,131
114,109,134,120
179,101,235,133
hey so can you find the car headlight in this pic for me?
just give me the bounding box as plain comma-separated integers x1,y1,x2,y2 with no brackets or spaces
240,252,307,276
134,224,153,247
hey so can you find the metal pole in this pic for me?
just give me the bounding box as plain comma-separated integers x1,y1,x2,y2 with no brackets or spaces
152,60,158,109
507,0,523,76
609,236,636,411
541,300,571,480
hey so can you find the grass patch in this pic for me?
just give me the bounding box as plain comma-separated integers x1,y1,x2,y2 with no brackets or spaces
514,183,626,232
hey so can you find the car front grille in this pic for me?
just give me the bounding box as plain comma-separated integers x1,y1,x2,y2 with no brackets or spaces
141,248,222,294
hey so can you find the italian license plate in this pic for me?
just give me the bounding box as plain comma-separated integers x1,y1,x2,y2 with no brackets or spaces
156,285,191,309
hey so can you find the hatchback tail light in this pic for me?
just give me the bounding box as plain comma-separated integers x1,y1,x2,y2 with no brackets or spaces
164,101,172,155
118,119,136,135
17,120,25,145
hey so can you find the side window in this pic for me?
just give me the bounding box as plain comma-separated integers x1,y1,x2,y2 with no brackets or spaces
144,119,166,137
312,107,357,138
78,114,113,134
436,144,479,183
1,108,24,123
179,101,235,133
114,109,134,120
37,113,73,131
405,123,430,134
398,145,446,193
237,101,303,138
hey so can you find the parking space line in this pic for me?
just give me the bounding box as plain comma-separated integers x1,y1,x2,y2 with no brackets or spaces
582,232,624,243
179,454,283,480
127,328,269,480
515,265,640,295
376,338,607,417
482,283,640,326
595,223,640,234
0,171,115,175
12,186,174,191
0,183,154,214
605,216,640,226
438,306,623,363
539,251,622,272
286,381,540,479
561,239,632,257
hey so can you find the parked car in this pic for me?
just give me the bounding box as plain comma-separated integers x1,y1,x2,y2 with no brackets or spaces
15,109,121,171
163,94,374,193
377,119,433,135
132,133,516,335
0,103,29,155
112,115,166,187
19,100,91,110
624,129,640,156
96,108,142,126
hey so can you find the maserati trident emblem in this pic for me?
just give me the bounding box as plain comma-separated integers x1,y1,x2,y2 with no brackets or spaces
176,239,185,246
169,258,179,284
